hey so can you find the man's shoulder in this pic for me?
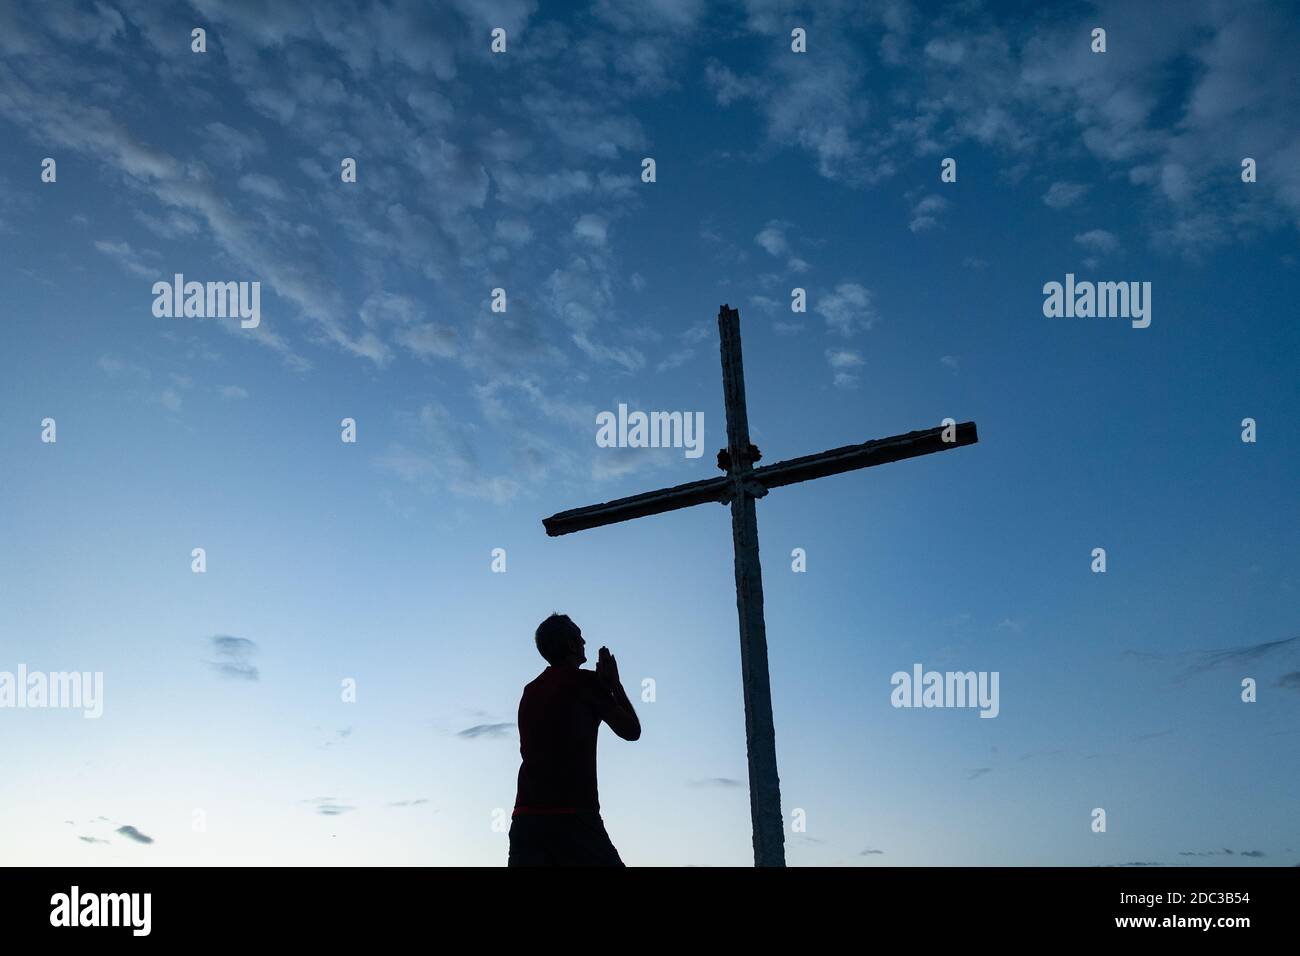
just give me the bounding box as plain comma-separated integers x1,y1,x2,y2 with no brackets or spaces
522,668,553,694
523,666,605,692
522,666,595,688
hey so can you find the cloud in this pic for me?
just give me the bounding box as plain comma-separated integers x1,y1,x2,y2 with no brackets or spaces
237,172,287,202
374,443,438,483
386,799,431,808
924,38,965,65
908,194,948,232
207,635,259,681
220,385,249,400
1074,229,1120,255
656,348,695,372
1043,181,1090,209
305,798,355,816
115,825,154,844
78,836,110,845
966,768,993,780
375,401,526,504
202,122,265,168
1184,635,1299,677
826,348,863,369
359,292,458,363
573,213,608,246
324,727,353,748
704,32,880,186
755,220,790,257
859,848,884,855
714,3,1298,256
134,209,201,239
1109,861,1163,868
571,332,645,374
653,323,711,372
687,777,743,788
494,217,533,245
1125,635,1299,682
93,238,154,277
826,347,864,389
816,282,876,336
97,354,151,382
457,722,516,739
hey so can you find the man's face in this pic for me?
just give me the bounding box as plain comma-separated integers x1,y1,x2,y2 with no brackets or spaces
571,628,586,664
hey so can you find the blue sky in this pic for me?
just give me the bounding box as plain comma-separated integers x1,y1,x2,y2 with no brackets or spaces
0,0,1296,866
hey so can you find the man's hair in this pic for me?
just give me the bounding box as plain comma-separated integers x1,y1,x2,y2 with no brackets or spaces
535,613,579,664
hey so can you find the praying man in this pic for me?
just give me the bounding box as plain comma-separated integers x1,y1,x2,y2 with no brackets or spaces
508,613,641,866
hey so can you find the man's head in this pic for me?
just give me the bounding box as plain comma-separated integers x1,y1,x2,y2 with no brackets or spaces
535,613,586,666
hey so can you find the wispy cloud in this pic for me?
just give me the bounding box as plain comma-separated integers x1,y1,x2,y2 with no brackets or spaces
305,797,355,816
116,825,154,845
1043,181,1090,209
93,238,155,277
207,635,259,681
1125,635,1299,682
1074,229,1120,255
457,723,516,740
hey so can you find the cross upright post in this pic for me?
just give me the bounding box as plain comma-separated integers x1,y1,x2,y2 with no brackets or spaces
717,304,786,867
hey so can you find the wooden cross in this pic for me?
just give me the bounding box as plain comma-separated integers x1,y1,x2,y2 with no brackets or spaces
542,305,978,866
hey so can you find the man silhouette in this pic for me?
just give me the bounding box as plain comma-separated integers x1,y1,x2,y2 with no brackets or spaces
508,613,641,866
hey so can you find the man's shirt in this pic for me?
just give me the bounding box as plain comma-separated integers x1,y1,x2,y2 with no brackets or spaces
513,666,614,815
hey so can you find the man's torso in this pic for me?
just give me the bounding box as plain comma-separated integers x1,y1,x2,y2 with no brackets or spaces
513,666,606,814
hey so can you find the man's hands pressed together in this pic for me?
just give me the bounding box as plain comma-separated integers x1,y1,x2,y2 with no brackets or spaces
596,645,620,688
595,645,641,741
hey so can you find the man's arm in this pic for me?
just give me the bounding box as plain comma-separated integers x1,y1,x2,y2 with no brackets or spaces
595,646,641,741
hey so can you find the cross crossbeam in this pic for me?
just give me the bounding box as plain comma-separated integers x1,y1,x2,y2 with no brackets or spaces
541,304,979,866
542,422,978,537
